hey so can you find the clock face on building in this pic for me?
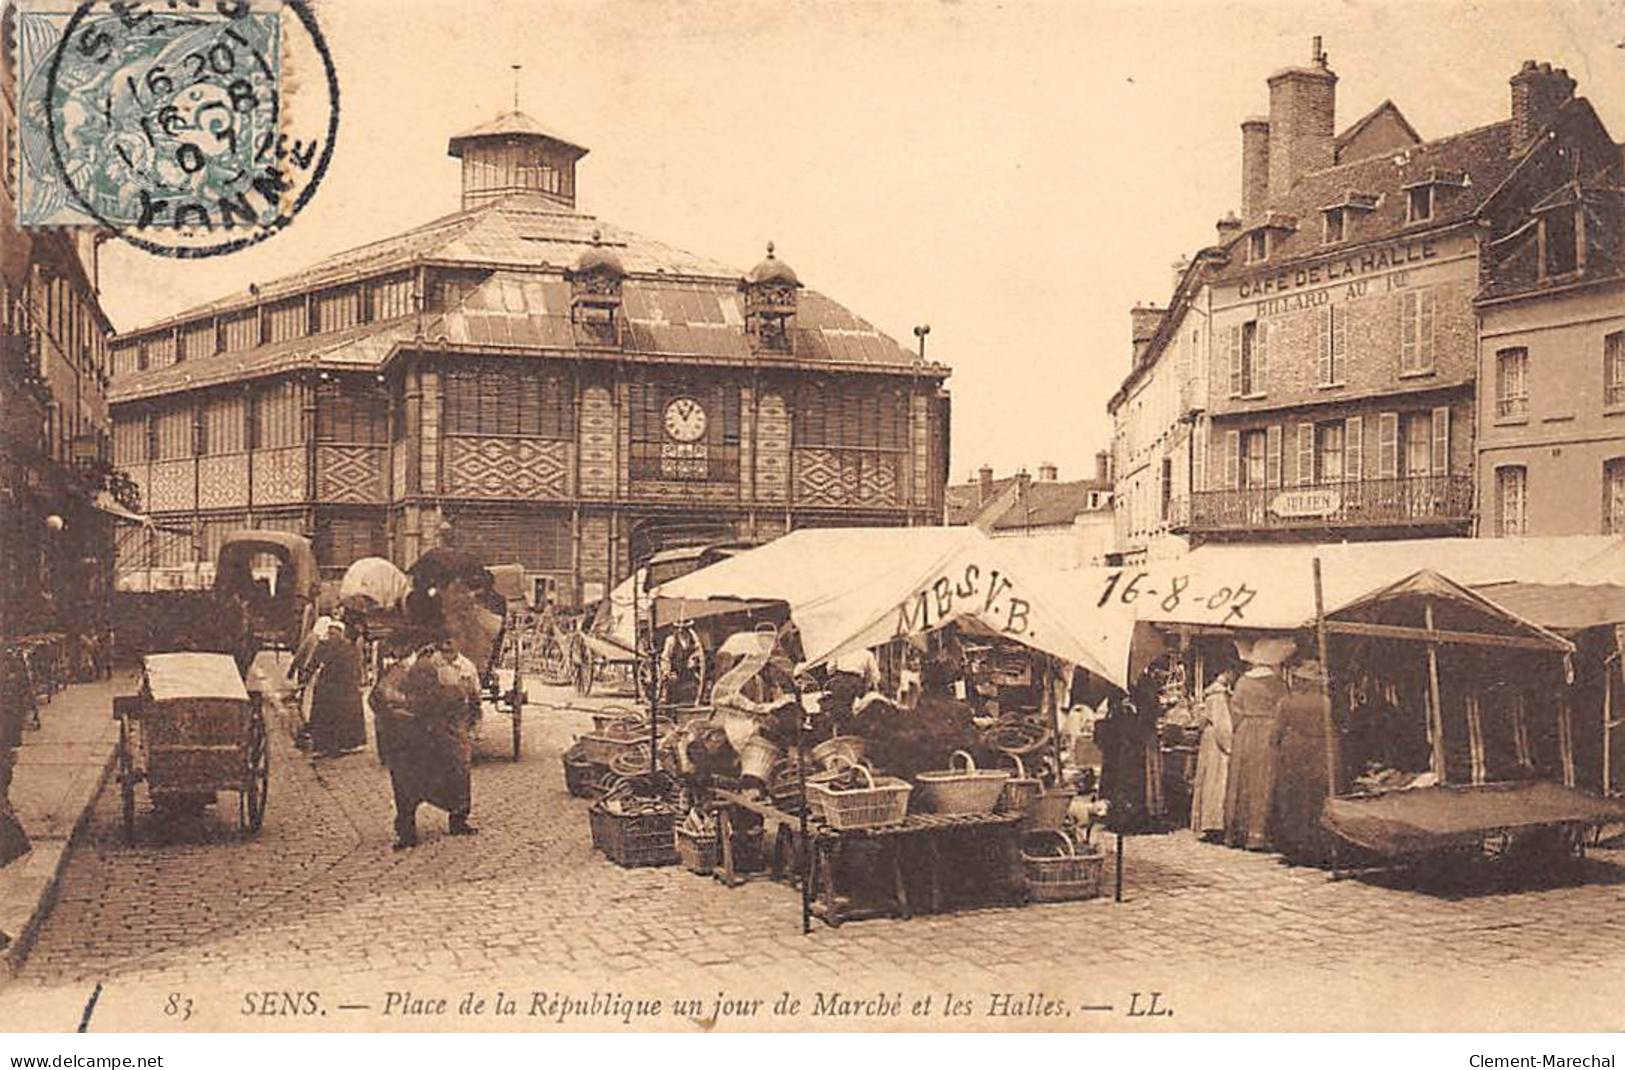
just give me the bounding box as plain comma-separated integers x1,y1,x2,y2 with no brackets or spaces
663,397,708,442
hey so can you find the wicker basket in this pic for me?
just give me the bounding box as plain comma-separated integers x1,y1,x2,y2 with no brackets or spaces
737,735,782,782
1023,788,1077,832
1021,829,1104,902
563,744,609,799
589,801,680,868
809,734,870,771
806,763,911,830
675,827,719,875
995,753,1043,816
915,750,1010,815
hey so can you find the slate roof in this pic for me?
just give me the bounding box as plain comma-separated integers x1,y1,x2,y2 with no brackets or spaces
1213,119,1517,281
110,193,941,401
447,111,588,156
944,476,1014,526
985,478,1113,532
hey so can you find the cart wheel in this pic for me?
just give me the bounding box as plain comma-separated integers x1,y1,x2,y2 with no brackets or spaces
243,713,269,834
118,719,136,844
510,678,524,762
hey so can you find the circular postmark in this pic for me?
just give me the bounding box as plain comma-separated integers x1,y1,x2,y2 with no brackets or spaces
44,0,339,258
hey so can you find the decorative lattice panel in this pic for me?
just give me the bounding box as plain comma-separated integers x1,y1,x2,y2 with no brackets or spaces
578,385,615,499
755,392,789,503
794,449,900,506
629,480,739,504
197,455,249,509
317,445,386,503
445,438,570,500
148,460,194,512
252,448,305,505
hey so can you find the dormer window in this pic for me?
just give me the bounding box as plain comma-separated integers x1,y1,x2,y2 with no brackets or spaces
1247,230,1269,264
1407,186,1433,223
1322,207,1345,244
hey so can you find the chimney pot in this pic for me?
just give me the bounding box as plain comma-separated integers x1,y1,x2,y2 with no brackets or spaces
1241,116,1271,219
1096,449,1112,483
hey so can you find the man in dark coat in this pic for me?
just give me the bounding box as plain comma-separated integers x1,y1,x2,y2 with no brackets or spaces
373,635,481,848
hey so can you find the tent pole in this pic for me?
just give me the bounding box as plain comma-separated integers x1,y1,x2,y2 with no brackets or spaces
1312,557,1341,879
1424,600,1447,782
1047,657,1065,785
1604,669,1613,797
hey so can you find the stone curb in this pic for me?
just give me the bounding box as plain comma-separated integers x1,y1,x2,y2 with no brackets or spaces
0,726,118,985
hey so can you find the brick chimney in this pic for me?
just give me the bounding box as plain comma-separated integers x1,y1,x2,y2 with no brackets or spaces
977,464,994,504
1096,450,1112,483
1267,37,1337,202
1038,462,1058,482
1131,303,1165,366
1241,116,1271,219
1216,211,1243,246
1510,61,1576,155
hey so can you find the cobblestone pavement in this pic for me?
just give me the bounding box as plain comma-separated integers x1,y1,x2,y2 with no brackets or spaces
4,681,1625,1030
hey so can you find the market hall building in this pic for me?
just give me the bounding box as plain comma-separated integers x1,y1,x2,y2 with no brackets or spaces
106,112,952,605
1109,41,1625,555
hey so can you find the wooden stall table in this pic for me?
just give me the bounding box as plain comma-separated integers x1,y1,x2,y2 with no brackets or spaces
712,789,1026,927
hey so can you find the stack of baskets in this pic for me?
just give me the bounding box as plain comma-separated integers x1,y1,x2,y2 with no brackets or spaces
915,750,1010,815
1022,786,1078,832
589,779,681,868
577,715,673,768
1021,829,1104,902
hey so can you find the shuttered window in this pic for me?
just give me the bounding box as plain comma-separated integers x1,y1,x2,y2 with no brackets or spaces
1430,406,1450,476
314,514,387,570
1265,424,1283,487
443,510,572,571
1604,459,1625,536
1317,306,1347,385
1495,466,1527,537
202,393,246,454
1399,289,1435,373
1345,416,1363,481
251,381,300,449
1227,325,1242,397
1191,426,1206,494
1376,412,1399,479
1224,430,1240,490
1317,422,1345,484
444,366,572,439
1296,422,1315,486
792,381,908,450
316,380,388,444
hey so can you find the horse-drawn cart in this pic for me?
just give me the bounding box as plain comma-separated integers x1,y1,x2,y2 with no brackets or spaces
113,652,269,842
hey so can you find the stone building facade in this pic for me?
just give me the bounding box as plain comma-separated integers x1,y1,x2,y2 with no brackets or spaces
1110,40,1622,548
1,6,120,638
107,112,951,603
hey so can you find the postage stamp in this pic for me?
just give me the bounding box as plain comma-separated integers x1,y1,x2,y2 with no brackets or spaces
14,0,338,257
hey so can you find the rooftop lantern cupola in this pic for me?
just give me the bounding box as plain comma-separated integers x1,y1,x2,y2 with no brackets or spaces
741,242,800,353
568,229,626,346
446,111,589,211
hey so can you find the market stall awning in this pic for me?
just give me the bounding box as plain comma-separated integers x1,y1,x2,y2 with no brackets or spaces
654,527,1133,685
1473,582,1625,633
1323,569,1574,654
1322,781,1625,857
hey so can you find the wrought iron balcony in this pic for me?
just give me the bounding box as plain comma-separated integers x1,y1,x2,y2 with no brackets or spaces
1182,474,1473,535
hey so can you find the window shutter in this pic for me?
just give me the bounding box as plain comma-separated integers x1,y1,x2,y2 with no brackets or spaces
1228,326,1242,397
1225,430,1240,490
1266,424,1283,487
1430,406,1449,475
1191,425,1206,493
1399,292,1418,372
1345,416,1363,482
1377,412,1399,479
1297,422,1315,486
1316,310,1332,385
1418,290,1435,370
1331,306,1347,380
1255,321,1269,393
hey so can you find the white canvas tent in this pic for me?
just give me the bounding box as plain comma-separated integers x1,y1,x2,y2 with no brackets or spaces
654,526,1133,686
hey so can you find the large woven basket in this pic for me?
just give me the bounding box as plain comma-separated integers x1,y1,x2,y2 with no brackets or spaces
806,763,911,830
809,734,870,771
1023,787,1077,832
737,735,782,782
1021,829,1104,902
915,750,1009,815
995,753,1043,816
